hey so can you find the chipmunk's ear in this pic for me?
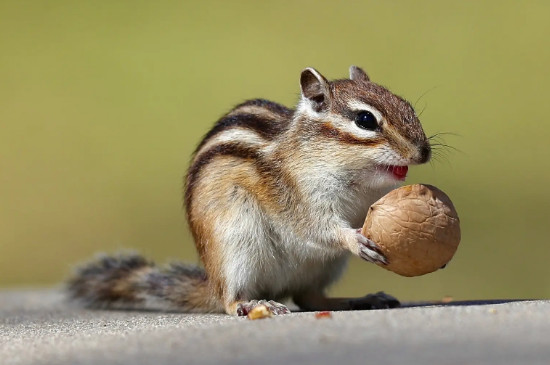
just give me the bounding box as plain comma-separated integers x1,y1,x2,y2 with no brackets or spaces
300,67,331,112
349,65,370,82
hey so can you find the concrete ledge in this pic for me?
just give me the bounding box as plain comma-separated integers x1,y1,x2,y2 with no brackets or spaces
2,289,549,365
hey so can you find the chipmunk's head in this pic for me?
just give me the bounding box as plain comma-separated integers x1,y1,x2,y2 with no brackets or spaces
297,65,431,186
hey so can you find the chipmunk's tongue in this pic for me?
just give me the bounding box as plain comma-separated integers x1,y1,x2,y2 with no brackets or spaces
388,165,408,180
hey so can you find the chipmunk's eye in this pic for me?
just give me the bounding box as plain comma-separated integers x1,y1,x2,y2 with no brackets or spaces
355,111,378,131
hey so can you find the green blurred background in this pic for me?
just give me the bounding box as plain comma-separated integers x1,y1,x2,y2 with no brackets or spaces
1,0,549,302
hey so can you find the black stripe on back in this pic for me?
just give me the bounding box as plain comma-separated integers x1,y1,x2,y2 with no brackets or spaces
185,142,260,210
194,99,293,154
235,99,294,118
194,114,277,153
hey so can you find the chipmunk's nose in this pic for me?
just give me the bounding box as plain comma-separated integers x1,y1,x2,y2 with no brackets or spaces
418,143,431,164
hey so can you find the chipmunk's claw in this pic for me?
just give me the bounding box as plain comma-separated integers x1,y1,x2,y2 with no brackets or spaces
356,229,388,265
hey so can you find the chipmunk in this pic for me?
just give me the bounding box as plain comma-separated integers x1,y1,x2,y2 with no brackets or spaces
68,66,431,316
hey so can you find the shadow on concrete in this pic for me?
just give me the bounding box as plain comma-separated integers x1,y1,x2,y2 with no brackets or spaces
400,299,532,308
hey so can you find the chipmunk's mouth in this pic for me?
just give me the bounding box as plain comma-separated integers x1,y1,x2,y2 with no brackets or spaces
378,165,409,181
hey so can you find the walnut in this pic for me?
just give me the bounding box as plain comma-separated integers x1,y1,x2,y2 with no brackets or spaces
362,184,461,277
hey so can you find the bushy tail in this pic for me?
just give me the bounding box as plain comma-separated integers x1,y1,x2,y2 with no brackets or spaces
67,253,224,313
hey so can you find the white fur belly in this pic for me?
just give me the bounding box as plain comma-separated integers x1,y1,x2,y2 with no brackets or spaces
258,238,349,298
221,222,349,301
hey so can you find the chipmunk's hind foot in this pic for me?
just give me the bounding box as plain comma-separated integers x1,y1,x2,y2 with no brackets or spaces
231,300,290,317
349,291,400,310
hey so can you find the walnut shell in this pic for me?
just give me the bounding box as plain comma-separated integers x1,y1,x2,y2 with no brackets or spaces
361,184,461,277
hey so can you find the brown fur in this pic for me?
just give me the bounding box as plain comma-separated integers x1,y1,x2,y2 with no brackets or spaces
330,78,430,161
318,121,385,146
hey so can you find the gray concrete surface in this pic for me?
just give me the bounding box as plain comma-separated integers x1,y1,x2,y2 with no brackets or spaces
1,289,549,365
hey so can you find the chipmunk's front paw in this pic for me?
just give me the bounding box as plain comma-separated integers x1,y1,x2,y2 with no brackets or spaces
236,300,291,316
349,291,400,310
355,229,388,265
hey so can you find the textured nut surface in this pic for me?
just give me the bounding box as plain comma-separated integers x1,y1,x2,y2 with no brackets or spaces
362,184,461,277
247,305,273,320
